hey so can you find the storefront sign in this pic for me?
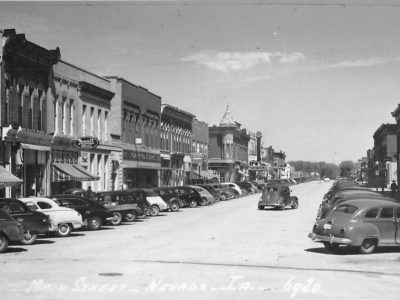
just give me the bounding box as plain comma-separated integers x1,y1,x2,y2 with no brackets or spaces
123,149,160,163
74,137,100,150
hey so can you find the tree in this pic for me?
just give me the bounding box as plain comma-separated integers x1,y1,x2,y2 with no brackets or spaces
339,160,355,177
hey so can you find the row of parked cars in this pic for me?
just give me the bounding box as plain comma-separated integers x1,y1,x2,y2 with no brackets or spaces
308,179,400,254
0,181,263,253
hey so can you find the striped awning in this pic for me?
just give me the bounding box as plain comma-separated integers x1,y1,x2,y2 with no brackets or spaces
52,163,100,182
0,166,23,187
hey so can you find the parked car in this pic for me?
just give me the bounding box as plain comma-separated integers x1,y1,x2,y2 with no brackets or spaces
0,198,51,245
92,191,140,224
258,184,299,210
187,185,216,205
19,197,84,237
170,186,203,208
207,184,235,200
317,190,386,219
63,188,90,198
221,182,243,197
126,189,151,217
141,189,169,216
235,181,256,195
197,184,221,201
150,187,185,212
0,209,25,253
309,198,400,254
50,195,115,230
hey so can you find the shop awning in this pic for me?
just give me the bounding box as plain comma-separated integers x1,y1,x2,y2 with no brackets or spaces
52,163,100,182
0,166,23,187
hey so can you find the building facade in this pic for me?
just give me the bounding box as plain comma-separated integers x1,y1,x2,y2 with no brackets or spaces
191,118,209,175
371,123,397,187
106,76,161,189
208,105,250,182
52,61,118,194
1,29,60,197
160,104,194,186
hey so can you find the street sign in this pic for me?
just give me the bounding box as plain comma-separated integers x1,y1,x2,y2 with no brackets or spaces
74,137,100,150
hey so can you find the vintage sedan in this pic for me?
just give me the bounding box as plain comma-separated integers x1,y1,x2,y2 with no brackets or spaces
187,185,216,205
50,195,115,230
309,199,400,254
151,187,185,212
0,209,24,253
258,184,299,210
19,197,83,237
0,198,51,245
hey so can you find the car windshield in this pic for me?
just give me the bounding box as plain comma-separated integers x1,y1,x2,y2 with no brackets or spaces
333,204,358,214
0,210,13,221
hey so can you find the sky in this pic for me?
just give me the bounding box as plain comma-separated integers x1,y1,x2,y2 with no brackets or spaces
1,0,400,164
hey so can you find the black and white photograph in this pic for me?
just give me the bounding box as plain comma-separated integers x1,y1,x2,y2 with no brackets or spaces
0,0,399,299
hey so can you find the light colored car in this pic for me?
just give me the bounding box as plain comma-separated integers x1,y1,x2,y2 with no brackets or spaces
143,189,168,216
309,198,400,254
221,182,243,196
19,197,83,237
187,185,215,205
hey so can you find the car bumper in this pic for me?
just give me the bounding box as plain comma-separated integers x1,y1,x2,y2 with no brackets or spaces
106,216,118,222
308,232,352,245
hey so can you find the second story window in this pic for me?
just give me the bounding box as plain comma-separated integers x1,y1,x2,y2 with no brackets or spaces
104,111,108,142
82,104,87,135
69,100,74,136
97,109,102,139
90,107,94,136
54,97,59,134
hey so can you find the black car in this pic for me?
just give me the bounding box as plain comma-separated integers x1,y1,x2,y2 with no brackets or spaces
151,187,185,212
93,191,141,224
126,189,152,217
50,195,115,230
0,198,50,245
0,209,25,253
197,184,221,201
170,186,203,208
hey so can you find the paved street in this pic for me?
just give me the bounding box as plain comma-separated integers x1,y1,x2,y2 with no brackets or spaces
1,181,399,300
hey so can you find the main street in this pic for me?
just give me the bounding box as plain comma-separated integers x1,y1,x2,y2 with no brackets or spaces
1,181,399,300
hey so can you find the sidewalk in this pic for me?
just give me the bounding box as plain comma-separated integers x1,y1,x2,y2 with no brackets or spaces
368,187,400,201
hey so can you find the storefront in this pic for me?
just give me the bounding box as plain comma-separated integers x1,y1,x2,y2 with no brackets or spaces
122,147,161,188
0,166,23,198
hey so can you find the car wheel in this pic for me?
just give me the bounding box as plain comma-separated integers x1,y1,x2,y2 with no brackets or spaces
110,212,123,226
170,201,180,212
200,197,208,206
87,216,102,230
123,211,136,222
291,199,299,209
258,205,265,210
0,235,8,253
21,230,38,245
189,200,197,208
323,242,339,253
56,223,72,237
150,205,160,216
220,194,227,201
360,239,377,254
143,207,151,217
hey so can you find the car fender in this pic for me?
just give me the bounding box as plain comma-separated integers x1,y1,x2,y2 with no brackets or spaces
345,223,380,246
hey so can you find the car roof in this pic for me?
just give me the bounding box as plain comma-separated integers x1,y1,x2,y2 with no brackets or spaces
338,198,400,208
18,197,53,202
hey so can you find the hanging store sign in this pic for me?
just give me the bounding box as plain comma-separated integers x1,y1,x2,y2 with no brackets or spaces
74,137,100,150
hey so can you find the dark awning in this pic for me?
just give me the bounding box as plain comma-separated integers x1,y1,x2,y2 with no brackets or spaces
52,163,100,182
0,166,23,187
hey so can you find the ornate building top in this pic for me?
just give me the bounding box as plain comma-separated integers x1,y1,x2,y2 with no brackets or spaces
219,104,236,127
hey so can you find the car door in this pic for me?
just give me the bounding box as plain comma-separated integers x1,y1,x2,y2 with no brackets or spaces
375,207,396,245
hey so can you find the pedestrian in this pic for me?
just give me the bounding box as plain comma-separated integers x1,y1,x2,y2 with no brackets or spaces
390,180,397,197
87,186,93,196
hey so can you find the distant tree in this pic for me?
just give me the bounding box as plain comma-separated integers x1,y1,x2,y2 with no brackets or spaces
288,160,339,179
339,160,355,177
